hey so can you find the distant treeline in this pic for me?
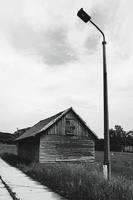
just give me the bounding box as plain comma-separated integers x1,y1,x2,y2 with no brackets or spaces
0,132,15,144
0,128,30,144
96,125,133,152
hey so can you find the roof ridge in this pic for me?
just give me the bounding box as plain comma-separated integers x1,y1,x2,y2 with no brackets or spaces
39,111,64,122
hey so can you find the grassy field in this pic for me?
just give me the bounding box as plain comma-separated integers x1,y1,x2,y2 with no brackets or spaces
1,150,133,200
1,144,133,199
95,151,133,180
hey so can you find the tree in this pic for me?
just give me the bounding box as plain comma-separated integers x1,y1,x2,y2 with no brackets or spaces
115,125,126,139
126,130,133,146
109,125,126,151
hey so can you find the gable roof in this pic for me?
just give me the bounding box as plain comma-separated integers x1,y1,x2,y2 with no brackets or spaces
16,107,98,141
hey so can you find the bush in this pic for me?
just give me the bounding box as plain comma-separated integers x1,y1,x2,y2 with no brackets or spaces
1,153,30,165
1,153,133,200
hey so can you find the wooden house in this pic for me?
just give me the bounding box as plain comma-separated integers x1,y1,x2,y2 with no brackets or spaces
16,107,98,163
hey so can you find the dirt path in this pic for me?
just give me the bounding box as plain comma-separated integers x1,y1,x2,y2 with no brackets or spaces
0,158,66,200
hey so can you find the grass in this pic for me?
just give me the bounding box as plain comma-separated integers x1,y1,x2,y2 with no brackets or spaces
96,151,133,180
0,143,17,155
1,152,133,200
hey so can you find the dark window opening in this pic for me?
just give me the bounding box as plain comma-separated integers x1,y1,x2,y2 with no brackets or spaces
65,119,75,136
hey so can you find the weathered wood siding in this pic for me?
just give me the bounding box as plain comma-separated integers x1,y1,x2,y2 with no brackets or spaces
39,110,95,163
39,135,94,163
42,110,92,138
17,137,40,162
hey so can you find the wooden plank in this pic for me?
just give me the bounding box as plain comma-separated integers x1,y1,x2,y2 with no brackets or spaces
39,134,95,163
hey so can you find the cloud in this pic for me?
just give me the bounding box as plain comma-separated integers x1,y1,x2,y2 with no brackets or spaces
8,22,76,65
0,0,124,66
42,28,77,65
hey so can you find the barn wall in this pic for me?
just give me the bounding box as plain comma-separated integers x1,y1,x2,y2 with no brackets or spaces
39,110,95,163
39,135,94,163
17,137,40,162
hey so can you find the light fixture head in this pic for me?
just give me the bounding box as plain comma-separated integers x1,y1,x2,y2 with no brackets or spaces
77,8,91,23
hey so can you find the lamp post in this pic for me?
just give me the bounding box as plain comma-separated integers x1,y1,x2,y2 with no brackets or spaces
77,8,111,180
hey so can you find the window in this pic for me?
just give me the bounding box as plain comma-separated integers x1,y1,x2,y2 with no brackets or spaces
65,119,75,135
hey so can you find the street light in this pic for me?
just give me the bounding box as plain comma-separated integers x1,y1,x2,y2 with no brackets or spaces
77,8,111,180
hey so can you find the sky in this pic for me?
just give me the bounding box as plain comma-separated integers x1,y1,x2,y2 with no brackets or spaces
0,0,133,138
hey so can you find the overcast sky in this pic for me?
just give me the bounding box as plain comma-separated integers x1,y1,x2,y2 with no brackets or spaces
0,0,133,138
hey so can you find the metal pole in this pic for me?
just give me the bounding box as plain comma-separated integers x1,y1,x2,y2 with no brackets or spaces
77,8,111,180
102,40,111,180
90,20,111,180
